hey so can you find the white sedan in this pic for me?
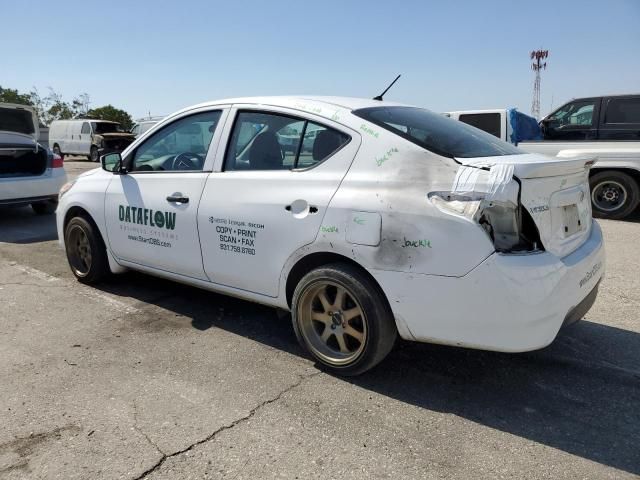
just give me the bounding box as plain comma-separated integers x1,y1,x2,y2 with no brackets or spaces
1,103,67,214
56,96,605,375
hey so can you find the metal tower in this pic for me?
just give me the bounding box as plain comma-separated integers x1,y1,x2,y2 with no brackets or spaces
530,49,549,119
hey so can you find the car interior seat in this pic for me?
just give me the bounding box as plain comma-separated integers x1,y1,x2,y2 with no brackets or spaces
312,130,342,162
249,131,284,170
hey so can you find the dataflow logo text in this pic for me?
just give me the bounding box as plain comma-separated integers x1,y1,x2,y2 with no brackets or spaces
118,205,176,230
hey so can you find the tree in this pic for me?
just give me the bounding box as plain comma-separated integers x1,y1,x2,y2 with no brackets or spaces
1,85,93,125
86,105,133,130
0,85,34,106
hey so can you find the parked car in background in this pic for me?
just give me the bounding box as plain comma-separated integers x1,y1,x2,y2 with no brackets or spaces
49,119,135,162
0,103,66,214
131,117,163,138
57,96,604,375
447,94,640,219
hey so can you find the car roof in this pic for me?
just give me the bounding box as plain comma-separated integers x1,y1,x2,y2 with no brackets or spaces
184,96,409,112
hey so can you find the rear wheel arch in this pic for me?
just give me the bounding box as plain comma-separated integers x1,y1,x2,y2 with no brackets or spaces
285,251,390,310
589,167,640,184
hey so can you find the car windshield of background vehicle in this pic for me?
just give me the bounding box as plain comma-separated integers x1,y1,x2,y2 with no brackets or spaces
354,106,522,158
0,107,35,135
224,111,349,171
92,122,122,134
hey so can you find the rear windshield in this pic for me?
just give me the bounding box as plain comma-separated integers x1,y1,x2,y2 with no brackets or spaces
0,107,35,135
353,106,522,158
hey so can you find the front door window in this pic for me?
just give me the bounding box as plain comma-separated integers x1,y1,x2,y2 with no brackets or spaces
130,111,222,172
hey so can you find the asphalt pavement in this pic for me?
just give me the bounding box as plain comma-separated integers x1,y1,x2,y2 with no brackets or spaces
0,159,639,479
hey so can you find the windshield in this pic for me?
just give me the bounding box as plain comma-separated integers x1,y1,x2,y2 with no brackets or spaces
353,106,523,158
0,107,35,135
91,122,121,134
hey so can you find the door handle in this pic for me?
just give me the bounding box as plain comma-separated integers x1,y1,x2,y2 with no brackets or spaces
284,203,318,213
166,194,189,204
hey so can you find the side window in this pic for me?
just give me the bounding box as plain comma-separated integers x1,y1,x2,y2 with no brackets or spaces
81,122,91,134
298,122,350,168
131,111,221,172
605,98,640,124
458,113,501,138
549,100,596,127
224,111,350,171
131,125,140,136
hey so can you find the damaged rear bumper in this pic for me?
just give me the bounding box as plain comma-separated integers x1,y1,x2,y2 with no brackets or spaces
371,220,605,352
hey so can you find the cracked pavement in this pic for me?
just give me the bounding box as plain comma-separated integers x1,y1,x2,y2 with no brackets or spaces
0,160,639,479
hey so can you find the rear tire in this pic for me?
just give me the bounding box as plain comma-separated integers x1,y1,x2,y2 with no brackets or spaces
292,263,397,376
590,170,640,220
64,216,109,284
89,146,99,163
31,200,58,215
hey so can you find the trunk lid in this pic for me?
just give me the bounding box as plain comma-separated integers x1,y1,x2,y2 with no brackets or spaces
457,153,594,258
0,103,39,142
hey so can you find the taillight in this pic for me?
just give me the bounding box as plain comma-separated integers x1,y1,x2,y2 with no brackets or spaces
52,153,64,168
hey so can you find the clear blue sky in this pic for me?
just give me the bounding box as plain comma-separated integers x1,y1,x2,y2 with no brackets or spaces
2,0,639,120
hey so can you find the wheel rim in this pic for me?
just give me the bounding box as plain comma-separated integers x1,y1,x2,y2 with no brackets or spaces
297,281,367,366
591,180,627,212
67,225,92,276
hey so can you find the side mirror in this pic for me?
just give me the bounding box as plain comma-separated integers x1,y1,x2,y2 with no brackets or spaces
101,152,124,173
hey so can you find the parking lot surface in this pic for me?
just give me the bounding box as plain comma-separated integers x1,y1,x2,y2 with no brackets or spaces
1,159,639,479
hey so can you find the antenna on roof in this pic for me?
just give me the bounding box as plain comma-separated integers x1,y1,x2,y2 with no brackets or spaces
373,74,401,101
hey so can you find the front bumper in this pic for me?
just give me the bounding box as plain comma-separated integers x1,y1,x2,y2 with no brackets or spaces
372,220,605,352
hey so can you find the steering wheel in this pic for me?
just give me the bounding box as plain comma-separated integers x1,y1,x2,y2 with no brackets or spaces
171,152,201,171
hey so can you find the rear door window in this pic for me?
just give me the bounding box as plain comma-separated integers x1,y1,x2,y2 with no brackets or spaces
604,97,640,124
224,111,350,171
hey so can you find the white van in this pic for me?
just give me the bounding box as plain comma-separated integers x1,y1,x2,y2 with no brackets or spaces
49,119,135,162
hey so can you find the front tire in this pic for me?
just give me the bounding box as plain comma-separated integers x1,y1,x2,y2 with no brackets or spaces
64,216,109,284
89,146,99,162
590,171,640,220
292,263,397,376
31,200,58,215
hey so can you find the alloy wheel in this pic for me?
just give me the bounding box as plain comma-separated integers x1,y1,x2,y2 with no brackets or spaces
67,225,92,276
297,281,367,366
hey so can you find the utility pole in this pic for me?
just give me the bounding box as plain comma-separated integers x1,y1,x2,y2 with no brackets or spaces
530,49,549,119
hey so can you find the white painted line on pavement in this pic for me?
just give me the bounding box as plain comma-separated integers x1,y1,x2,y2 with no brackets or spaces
8,262,140,314
11,263,60,282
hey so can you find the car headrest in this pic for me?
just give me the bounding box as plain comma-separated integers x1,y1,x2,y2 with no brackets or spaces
249,132,283,170
312,130,342,161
